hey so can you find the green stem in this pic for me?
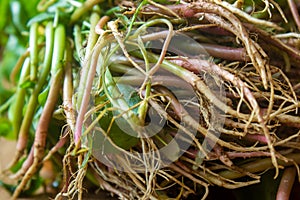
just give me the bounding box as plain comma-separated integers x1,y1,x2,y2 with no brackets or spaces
125,0,148,40
11,24,66,199
11,58,30,138
74,37,103,144
51,25,66,75
76,11,100,110
12,50,65,200
70,0,103,24
218,153,300,180
73,25,84,61
10,50,30,84
29,22,39,81
0,95,14,114
136,37,150,122
16,21,54,155
63,40,75,134
34,23,66,161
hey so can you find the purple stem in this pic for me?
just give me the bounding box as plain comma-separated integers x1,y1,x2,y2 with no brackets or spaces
244,134,268,144
201,43,249,61
288,0,300,31
74,45,101,144
276,167,296,200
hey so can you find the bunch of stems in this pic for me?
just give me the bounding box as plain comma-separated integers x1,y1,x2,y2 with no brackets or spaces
2,1,300,200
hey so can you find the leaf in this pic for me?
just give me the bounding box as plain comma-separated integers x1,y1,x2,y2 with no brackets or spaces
117,83,141,114
109,121,139,150
38,86,49,106
105,6,123,16
19,0,40,19
104,69,141,132
152,0,174,5
0,0,9,30
22,176,43,196
0,180,16,194
0,117,13,139
19,79,35,89
98,111,139,150
155,131,180,162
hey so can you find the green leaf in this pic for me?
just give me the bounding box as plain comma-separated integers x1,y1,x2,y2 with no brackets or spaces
38,86,49,106
155,131,180,162
0,0,9,30
19,0,39,18
104,69,141,129
94,91,108,106
0,180,16,194
109,122,139,150
19,79,35,89
98,111,139,150
0,117,13,138
105,6,122,16
22,176,43,196
152,0,174,5
117,83,141,114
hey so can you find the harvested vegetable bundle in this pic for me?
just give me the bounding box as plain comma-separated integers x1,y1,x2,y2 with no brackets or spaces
1,0,300,199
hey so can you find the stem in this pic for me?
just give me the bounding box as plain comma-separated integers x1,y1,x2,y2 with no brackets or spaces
288,0,300,31
143,2,271,89
63,41,75,135
125,0,148,40
244,23,300,64
76,11,100,110
11,58,30,138
29,22,39,81
73,25,84,62
136,37,150,122
201,43,249,61
139,30,248,61
219,153,300,180
12,24,66,199
8,22,55,169
10,50,30,84
95,15,110,35
70,0,103,24
37,0,56,12
276,167,296,200
43,129,69,161
13,68,65,199
74,39,102,144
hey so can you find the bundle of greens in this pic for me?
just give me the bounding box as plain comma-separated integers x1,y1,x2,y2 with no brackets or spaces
0,0,300,199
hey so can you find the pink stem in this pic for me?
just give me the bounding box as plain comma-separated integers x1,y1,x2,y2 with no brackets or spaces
276,167,296,200
74,46,100,144
288,0,300,31
244,134,268,144
201,43,249,61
